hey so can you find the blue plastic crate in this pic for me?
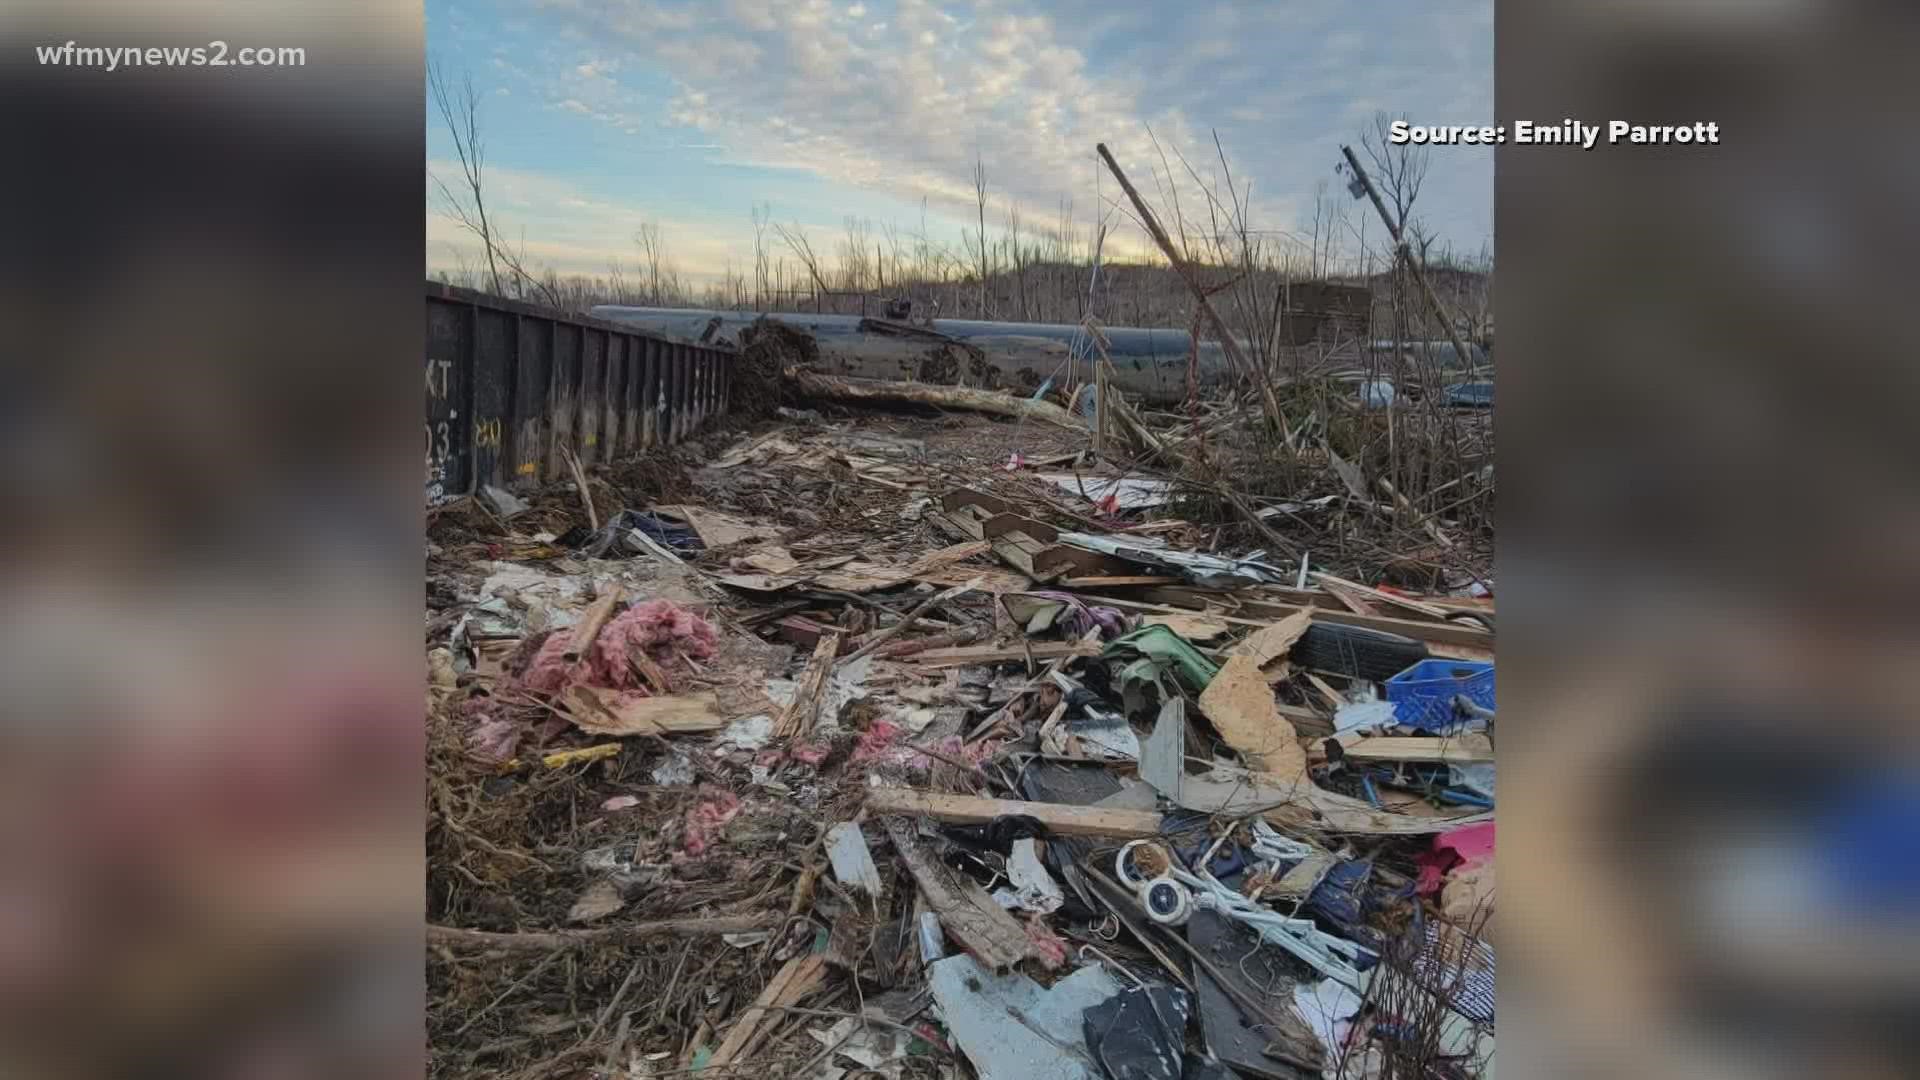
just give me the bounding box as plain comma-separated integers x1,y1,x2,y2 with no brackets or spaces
1384,659,1495,731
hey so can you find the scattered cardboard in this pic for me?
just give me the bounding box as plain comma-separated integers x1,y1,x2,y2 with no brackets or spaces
1197,654,1308,781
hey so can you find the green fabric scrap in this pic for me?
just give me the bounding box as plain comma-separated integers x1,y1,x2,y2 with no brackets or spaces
1102,624,1220,692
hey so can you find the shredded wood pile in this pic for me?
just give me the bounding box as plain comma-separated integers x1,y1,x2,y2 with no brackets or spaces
733,317,816,419
427,400,1495,1080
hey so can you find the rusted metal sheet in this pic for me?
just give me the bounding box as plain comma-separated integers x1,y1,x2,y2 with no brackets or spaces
579,327,605,466
605,334,628,456
642,338,660,448
513,313,551,484
425,282,733,503
548,321,581,479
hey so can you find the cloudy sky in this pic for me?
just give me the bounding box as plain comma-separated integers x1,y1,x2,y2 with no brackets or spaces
426,0,1492,285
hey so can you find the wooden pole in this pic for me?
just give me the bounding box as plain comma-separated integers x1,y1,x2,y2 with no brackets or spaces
1095,143,1288,442
1339,145,1485,379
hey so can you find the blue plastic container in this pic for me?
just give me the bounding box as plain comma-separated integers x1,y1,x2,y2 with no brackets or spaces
1384,659,1495,731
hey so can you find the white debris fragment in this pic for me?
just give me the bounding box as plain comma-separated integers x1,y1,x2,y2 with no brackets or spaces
1334,699,1397,735
718,713,775,751
1293,979,1364,1056
1004,838,1064,914
825,822,884,898
650,749,696,787
927,956,1118,1080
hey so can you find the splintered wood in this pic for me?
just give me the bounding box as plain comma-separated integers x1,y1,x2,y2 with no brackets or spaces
564,686,726,737
867,789,1162,838
705,953,828,1068
776,632,841,738
562,586,623,662
882,818,1037,970
1343,734,1494,765
1225,609,1312,683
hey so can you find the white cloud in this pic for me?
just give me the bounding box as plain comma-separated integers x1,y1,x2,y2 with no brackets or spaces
503,0,1214,233
488,0,1490,267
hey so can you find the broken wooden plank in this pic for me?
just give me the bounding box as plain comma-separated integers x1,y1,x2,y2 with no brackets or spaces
626,647,677,695
1428,642,1497,664
980,511,1058,543
843,577,983,666
882,818,1034,970
913,564,1033,594
940,487,1016,516
1120,588,1494,649
900,540,994,576
1342,734,1494,765
776,633,841,738
707,953,828,1068
565,687,727,737
1318,577,1388,616
1309,571,1452,621
562,586,624,662
1304,674,1346,712
867,789,1162,838
1280,704,1333,738
899,640,1100,667
1059,574,1183,588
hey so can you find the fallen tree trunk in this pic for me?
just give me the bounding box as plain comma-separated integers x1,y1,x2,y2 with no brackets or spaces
784,369,1086,432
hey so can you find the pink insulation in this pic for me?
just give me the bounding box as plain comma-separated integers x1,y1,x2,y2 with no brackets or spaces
517,600,718,696
850,721,1001,772
464,711,522,765
788,742,831,766
458,695,525,764
682,787,742,856
1023,914,1068,969
849,720,905,764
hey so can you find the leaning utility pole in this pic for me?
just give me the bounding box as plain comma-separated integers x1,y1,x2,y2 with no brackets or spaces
1340,145,1484,377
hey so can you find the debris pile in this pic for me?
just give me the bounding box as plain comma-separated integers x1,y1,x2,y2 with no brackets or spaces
427,399,1495,1078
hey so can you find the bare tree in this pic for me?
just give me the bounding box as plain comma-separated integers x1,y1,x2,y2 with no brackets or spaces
494,226,564,309
1005,201,1028,321
880,221,904,292
1359,110,1430,241
428,57,502,295
750,202,772,310
972,152,991,317
838,216,873,292
771,221,831,307
634,221,673,303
